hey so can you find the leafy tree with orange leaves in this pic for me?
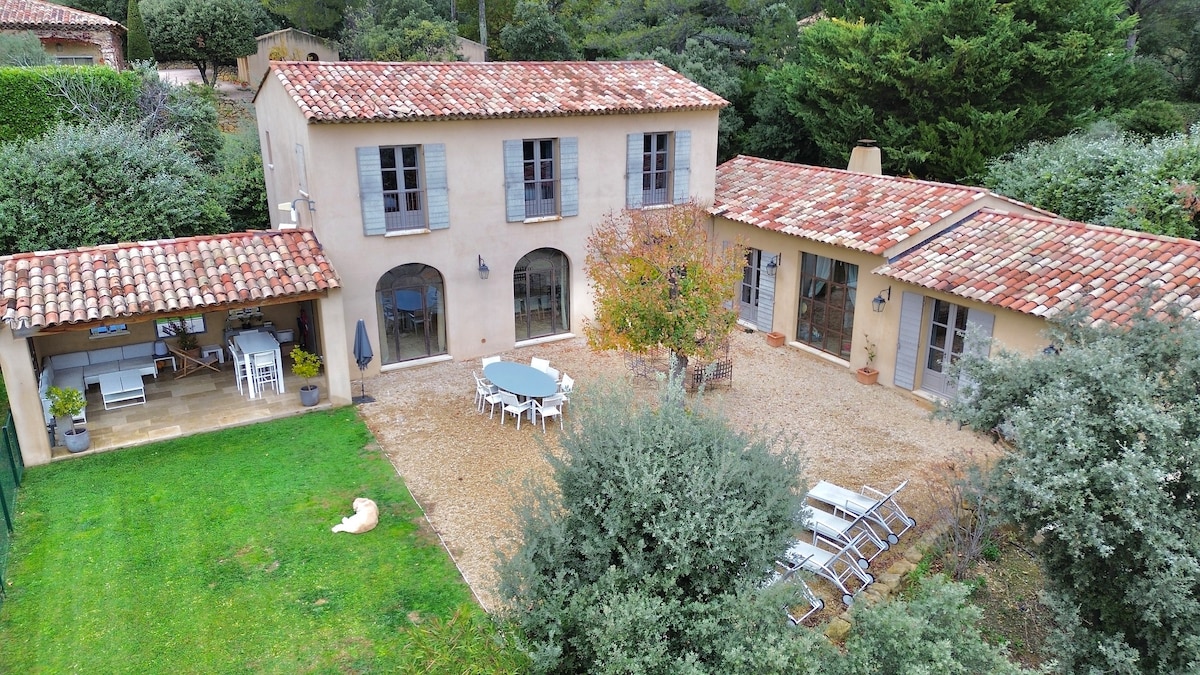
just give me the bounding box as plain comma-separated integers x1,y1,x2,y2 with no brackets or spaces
585,203,744,376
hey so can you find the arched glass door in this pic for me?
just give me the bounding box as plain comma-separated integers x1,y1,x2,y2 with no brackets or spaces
514,249,569,341
376,264,446,364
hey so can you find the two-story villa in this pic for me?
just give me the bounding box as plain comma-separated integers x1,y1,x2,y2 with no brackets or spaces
254,60,726,374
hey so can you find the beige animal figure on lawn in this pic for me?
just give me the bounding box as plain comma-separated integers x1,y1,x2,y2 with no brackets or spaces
331,497,379,534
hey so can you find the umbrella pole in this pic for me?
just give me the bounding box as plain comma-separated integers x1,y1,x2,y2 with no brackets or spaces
354,365,374,404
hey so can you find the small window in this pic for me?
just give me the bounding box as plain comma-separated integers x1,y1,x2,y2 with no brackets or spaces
380,145,427,231
89,323,128,337
55,56,94,66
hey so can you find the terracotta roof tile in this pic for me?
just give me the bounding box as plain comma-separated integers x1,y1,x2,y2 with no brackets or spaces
267,60,728,123
0,0,123,30
876,209,1200,326
0,231,340,331
714,156,997,255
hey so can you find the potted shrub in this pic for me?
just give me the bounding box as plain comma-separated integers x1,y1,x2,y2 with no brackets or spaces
765,331,786,347
856,336,880,385
164,317,200,358
48,385,89,452
291,348,322,406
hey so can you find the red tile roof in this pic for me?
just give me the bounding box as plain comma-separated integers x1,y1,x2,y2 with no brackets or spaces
0,231,340,330
876,209,1200,325
715,155,1000,256
266,60,728,123
0,0,123,30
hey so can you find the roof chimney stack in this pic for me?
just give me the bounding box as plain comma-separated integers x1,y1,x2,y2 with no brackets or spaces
847,139,882,175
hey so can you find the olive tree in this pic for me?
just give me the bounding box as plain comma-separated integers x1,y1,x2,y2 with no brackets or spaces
945,305,1200,673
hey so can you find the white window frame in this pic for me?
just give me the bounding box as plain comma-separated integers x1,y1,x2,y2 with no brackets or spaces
380,145,427,232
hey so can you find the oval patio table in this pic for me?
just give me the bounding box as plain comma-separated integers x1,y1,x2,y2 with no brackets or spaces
483,361,559,398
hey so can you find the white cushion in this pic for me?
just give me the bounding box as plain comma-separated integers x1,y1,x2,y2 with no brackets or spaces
88,347,123,364
50,351,89,369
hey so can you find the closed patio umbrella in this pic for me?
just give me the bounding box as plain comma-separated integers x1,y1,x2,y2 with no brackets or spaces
353,319,375,403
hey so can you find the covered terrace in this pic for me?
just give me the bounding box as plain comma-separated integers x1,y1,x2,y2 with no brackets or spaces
0,230,352,466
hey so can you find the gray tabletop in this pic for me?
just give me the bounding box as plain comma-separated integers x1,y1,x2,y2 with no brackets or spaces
484,362,558,398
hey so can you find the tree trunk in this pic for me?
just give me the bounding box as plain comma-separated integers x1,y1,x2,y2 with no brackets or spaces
670,350,689,388
193,59,209,85
478,0,487,50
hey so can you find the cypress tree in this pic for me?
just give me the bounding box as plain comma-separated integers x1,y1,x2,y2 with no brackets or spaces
125,0,154,62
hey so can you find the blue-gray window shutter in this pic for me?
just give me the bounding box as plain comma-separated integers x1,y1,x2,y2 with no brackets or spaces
756,254,777,332
672,129,691,204
893,291,924,389
957,308,996,399
424,143,449,230
560,137,579,217
503,139,525,222
626,133,643,209
356,147,386,236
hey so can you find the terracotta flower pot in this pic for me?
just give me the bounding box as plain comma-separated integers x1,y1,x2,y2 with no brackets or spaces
855,367,879,385
765,331,786,348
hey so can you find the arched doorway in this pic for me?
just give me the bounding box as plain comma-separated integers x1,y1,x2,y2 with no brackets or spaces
376,264,446,364
514,249,569,341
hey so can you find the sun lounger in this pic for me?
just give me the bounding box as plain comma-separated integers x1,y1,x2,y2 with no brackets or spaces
802,505,889,565
807,480,915,545
767,564,825,625
779,531,874,607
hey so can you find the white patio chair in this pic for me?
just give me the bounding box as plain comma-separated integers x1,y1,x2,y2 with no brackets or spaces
807,480,915,545
498,391,532,429
779,531,874,608
802,504,889,565
251,351,280,396
544,365,560,382
534,394,565,432
530,357,550,373
558,373,574,408
473,371,501,416
228,340,248,394
482,355,502,367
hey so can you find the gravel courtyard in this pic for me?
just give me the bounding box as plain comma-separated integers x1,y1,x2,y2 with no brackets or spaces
355,330,998,611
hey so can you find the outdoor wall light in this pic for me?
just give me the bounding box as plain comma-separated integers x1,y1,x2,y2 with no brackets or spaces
765,256,778,277
477,255,490,280
871,286,892,313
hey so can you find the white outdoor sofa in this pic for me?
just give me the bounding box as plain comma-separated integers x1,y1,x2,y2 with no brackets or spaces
38,342,158,425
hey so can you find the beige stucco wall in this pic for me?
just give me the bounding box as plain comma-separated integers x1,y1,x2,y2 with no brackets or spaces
714,217,1055,394
238,29,339,88
29,29,125,69
256,74,721,378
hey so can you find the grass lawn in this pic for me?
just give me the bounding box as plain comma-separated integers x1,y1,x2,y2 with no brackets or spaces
0,410,478,673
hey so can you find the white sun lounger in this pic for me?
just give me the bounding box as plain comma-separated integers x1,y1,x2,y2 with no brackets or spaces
779,531,874,607
764,564,825,625
807,480,915,545
802,505,889,566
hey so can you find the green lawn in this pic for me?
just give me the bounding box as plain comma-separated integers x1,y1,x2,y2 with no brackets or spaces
0,410,478,673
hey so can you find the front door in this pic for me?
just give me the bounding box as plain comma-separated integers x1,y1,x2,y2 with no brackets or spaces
922,299,968,397
739,249,762,324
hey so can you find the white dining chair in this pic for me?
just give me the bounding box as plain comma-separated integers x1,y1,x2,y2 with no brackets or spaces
534,394,565,432
498,391,532,429
544,365,560,383
558,373,574,409
251,351,280,397
482,355,501,367
229,341,248,395
530,357,550,373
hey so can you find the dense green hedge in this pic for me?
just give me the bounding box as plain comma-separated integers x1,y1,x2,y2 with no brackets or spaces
0,66,139,143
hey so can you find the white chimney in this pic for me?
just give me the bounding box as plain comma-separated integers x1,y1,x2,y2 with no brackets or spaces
847,139,882,175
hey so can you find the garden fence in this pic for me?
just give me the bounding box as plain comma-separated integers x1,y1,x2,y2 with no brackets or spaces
0,412,24,604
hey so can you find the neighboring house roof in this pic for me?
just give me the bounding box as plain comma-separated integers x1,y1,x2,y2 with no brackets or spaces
255,27,333,46
875,209,1200,325
714,155,998,256
265,60,729,123
0,231,340,331
0,0,123,31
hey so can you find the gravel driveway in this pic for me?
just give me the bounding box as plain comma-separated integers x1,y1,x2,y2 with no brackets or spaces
355,330,997,611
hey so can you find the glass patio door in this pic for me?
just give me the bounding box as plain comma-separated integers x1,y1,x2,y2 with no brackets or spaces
922,299,968,397
514,249,569,341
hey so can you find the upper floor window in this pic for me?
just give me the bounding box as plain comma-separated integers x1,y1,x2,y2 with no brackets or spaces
642,132,671,206
626,130,690,209
523,139,558,218
380,145,426,231
504,138,578,222
356,143,449,236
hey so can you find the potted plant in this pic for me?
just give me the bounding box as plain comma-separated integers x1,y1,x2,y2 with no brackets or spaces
291,347,322,406
47,385,89,452
856,336,880,385
164,317,200,358
765,330,786,348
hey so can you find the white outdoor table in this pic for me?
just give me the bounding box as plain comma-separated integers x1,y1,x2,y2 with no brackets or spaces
233,332,283,399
